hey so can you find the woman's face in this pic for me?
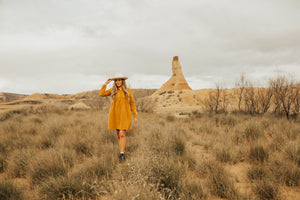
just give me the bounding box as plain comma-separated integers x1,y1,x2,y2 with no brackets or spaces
115,79,123,88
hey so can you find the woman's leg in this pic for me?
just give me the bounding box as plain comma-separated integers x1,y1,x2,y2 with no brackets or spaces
119,130,126,153
116,129,120,149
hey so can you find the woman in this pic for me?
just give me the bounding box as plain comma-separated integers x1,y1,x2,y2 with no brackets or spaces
100,76,137,162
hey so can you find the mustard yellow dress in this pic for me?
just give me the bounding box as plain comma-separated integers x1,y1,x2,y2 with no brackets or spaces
100,85,137,130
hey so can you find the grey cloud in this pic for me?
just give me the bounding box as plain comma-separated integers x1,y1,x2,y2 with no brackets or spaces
0,0,299,94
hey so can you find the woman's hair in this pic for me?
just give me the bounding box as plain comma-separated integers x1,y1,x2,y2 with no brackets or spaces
111,79,130,102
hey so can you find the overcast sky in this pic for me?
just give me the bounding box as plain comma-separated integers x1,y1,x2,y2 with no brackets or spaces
0,0,300,94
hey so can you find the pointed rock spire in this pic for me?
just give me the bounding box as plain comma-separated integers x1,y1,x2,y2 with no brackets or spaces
157,56,192,92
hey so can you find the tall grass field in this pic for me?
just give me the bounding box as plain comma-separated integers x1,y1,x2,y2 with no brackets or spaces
0,103,300,199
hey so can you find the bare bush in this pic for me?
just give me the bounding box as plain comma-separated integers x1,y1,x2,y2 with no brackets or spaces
205,84,228,114
235,74,274,115
243,81,259,114
235,74,247,112
257,87,273,114
269,74,299,119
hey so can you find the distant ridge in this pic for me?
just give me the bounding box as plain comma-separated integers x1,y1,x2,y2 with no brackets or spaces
0,89,156,112
0,92,27,103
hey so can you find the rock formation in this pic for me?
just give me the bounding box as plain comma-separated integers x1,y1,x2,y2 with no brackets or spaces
155,56,191,94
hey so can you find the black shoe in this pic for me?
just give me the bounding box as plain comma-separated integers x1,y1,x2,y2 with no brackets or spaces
119,153,125,163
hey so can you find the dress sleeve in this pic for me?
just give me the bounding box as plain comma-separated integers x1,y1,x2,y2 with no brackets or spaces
129,89,137,118
99,85,112,96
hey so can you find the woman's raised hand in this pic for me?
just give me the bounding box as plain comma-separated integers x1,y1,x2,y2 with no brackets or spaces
104,78,112,85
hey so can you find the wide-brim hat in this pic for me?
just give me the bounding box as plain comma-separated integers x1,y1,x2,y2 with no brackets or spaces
110,74,128,80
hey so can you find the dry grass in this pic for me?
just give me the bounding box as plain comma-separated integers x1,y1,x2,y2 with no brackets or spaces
0,104,300,199
0,179,23,200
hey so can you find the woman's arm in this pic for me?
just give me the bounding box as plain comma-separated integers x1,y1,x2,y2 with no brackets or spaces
129,89,137,119
99,79,112,96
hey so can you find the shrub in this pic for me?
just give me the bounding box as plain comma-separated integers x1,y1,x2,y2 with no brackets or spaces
101,129,117,145
49,123,65,138
37,135,53,149
215,148,232,163
0,111,16,121
0,154,7,173
8,150,31,178
172,135,185,155
0,180,23,200
181,180,208,199
247,166,267,181
207,165,239,199
271,160,300,187
166,115,175,122
253,179,280,200
0,142,7,153
281,166,300,187
249,145,269,163
28,150,68,185
61,150,75,167
148,156,184,199
199,160,239,199
73,139,93,156
182,152,197,170
31,117,42,124
40,176,96,199
285,143,300,166
191,110,202,118
73,155,116,180
112,182,161,200
244,121,263,142
220,115,237,127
